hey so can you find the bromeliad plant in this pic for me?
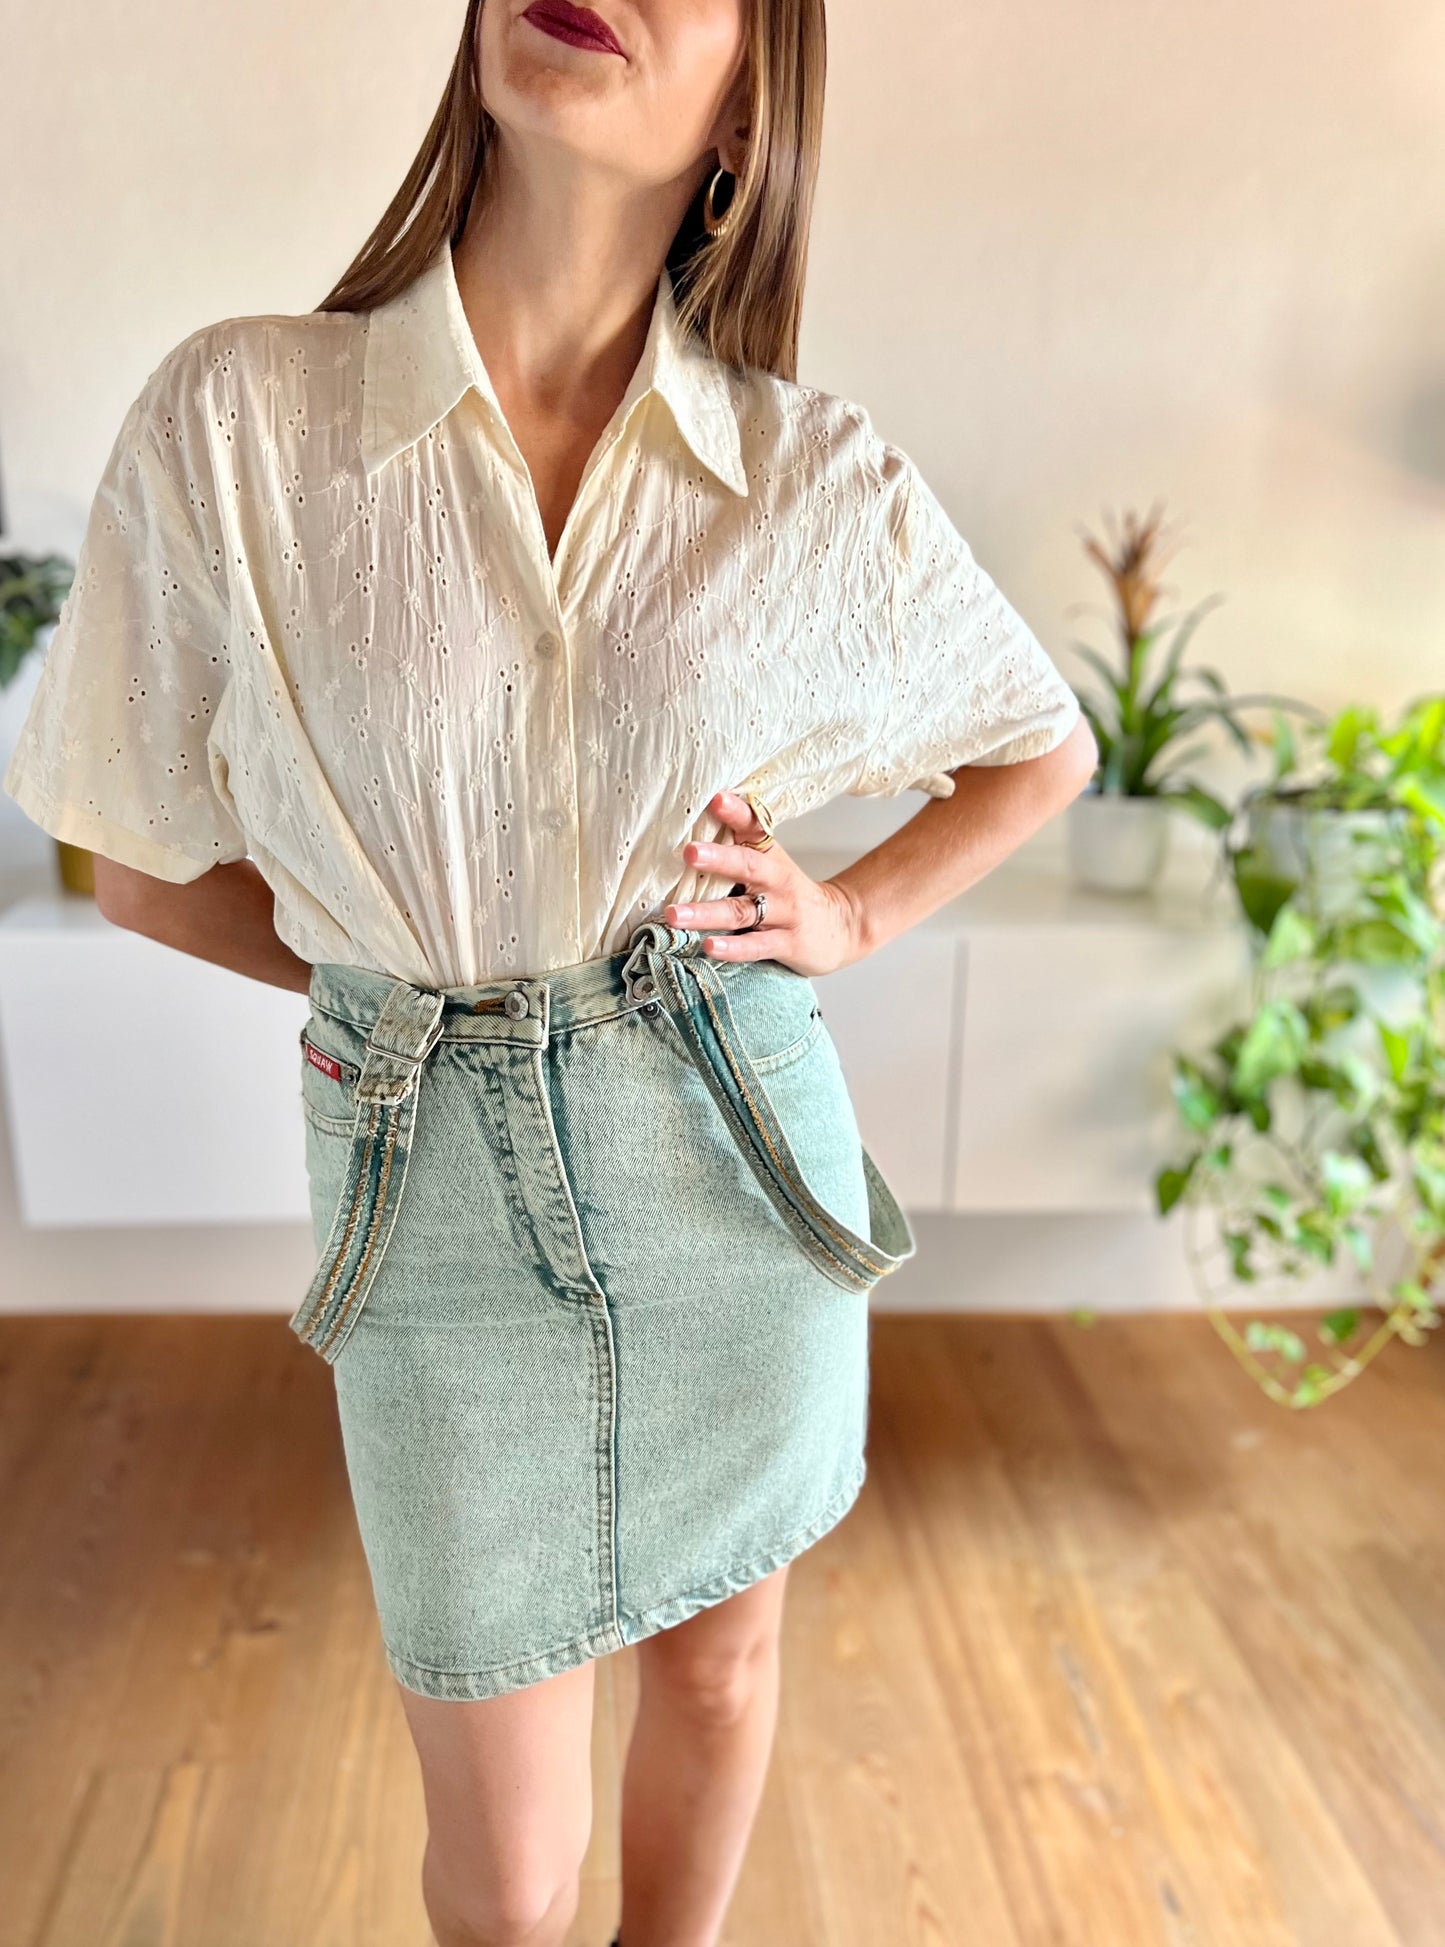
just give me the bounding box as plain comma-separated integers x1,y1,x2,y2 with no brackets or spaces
1069,502,1301,829
1156,695,1445,1407
0,551,72,689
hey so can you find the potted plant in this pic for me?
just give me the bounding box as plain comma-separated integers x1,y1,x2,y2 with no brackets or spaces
1063,503,1302,894
1,550,70,689
1,550,83,890
1230,702,1434,926
1156,693,1445,1407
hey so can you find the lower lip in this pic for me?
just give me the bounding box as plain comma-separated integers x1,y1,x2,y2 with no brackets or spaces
522,9,623,55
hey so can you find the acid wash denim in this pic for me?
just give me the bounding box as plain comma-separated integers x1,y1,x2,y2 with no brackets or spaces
290,919,917,1702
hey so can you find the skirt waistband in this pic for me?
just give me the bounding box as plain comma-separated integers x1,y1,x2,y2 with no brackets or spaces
307,920,758,1047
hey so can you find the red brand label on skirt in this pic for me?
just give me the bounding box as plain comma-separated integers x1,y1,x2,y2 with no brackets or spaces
303,1038,345,1082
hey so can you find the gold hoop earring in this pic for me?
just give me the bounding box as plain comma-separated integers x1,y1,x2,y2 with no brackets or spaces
702,165,738,239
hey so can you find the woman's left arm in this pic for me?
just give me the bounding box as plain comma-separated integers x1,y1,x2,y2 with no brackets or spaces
822,712,1097,960
668,712,1097,977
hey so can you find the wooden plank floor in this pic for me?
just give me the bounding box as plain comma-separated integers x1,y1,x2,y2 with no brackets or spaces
2,1311,1443,1947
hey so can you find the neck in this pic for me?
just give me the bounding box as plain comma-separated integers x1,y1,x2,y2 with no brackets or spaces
452,132,694,420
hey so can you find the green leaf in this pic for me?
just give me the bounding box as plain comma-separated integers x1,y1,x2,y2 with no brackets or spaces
1261,902,1316,969
1341,1224,1375,1272
1412,1150,1445,1217
1295,1212,1340,1265
1292,1363,1333,1407
1156,784,1233,830
1319,1308,1360,1345
1068,643,1129,710
1244,1319,1306,1361
1231,1000,1310,1098
1392,1279,1435,1313
1138,594,1227,717
1227,1230,1257,1280
1170,1058,1223,1133
1325,705,1375,773
1231,849,1298,935
1321,1151,1374,1216
1156,1164,1195,1214
1393,772,1445,829
1332,919,1421,967
1377,1021,1411,1081
1269,709,1296,781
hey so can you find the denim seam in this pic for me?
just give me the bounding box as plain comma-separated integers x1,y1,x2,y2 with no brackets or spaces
317,1106,400,1359
472,1048,551,1268
586,1295,622,1639
522,1044,610,1299
294,1098,383,1343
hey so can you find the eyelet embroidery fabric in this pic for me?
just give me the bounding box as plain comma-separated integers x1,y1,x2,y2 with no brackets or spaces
4,238,1082,988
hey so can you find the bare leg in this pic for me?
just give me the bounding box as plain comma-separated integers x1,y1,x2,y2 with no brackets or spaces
617,1563,791,1947
396,1658,597,1947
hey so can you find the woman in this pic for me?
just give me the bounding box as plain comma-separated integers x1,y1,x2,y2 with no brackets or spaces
5,0,1095,1940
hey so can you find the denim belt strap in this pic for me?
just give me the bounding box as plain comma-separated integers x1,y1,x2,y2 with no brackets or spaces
291,979,447,1362
620,920,915,1291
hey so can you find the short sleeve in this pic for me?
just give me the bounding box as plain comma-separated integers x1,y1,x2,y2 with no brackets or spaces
3,351,248,883
848,446,1082,799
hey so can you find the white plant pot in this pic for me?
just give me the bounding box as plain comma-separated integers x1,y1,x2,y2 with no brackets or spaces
1067,791,1171,894
1245,799,1400,921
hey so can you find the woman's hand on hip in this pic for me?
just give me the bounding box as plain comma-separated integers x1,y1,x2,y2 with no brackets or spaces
663,789,869,978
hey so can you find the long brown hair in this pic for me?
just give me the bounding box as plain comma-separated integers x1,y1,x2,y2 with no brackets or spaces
313,0,825,380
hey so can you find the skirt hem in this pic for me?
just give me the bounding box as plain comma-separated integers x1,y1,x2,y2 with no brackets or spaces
382,1458,868,1704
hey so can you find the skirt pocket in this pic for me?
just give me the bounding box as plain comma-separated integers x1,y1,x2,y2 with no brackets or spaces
714,957,824,1073
299,1014,365,1135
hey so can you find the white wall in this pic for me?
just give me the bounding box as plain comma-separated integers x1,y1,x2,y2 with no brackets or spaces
3,0,1443,1310
6,0,1442,712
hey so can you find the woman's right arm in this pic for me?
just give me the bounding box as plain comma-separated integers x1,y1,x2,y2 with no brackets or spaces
94,857,314,994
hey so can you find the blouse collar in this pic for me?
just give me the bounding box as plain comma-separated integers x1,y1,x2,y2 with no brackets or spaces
359,236,749,498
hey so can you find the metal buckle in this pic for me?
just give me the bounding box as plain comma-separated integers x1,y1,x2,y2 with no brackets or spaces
365,997,447,1067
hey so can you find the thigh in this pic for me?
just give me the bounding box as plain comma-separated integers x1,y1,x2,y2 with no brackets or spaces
397,1659,598,1886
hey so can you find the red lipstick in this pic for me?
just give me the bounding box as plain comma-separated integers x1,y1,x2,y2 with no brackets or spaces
521,0,627,57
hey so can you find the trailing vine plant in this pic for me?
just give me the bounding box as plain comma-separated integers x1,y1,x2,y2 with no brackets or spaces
1156,695,1445,1407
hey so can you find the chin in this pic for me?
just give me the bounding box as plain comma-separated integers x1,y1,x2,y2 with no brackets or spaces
484,60,622,142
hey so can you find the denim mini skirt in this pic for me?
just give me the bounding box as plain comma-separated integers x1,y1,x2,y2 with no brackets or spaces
290,918,917,1702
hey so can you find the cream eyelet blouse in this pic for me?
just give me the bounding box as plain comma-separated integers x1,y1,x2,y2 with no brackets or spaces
4,238,1081,989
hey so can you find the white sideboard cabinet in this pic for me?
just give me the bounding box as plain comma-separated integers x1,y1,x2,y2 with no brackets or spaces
0,825,1249,1231
0,892,312,1226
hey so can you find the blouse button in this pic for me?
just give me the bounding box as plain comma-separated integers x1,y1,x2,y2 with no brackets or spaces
539,807,569,834
534,631,560,659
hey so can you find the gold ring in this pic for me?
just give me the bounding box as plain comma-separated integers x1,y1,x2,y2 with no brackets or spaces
742,790,776,851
